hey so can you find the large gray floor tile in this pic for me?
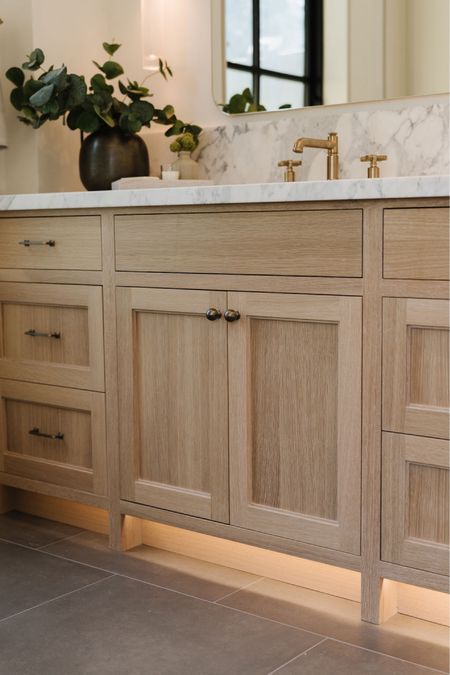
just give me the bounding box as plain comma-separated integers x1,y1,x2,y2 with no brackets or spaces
0,575,322,675
220,578,449,672
273,639,443,674
0,511,82,548
44,530,260,601
0,540,110,620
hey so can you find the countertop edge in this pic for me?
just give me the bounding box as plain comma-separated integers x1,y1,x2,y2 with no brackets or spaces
0,175,448,212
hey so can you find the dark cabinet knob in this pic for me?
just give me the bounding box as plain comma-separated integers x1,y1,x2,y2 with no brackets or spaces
206,308,222,321
224,309,241,322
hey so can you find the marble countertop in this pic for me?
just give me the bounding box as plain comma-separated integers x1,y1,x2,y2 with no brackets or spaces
0,175,448,211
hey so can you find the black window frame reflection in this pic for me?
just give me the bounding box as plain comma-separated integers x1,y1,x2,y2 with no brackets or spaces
226,0,323,108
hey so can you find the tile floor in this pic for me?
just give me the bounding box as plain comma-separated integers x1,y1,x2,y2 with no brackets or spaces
0,511,448,675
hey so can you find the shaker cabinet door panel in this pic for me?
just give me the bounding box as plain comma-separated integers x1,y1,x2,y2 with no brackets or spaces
117,287,229,522
383,298,449,439
228,292,362,554
382,432,449,576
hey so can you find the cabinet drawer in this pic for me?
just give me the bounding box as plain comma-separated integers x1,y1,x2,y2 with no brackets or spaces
0,381,107,494
383,298,449,439
0,216,102,270
115,210,363,277
384,208,449,280
0,284,104,391
382,432,449,576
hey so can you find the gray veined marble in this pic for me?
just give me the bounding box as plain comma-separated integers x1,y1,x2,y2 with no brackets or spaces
0,175,448,212
195,101,450,185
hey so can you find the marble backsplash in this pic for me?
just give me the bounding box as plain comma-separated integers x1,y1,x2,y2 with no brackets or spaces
192,99,449,184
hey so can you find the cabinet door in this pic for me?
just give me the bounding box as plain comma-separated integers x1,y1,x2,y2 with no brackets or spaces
228,292,361,554
117,288,229,522
383,299,449,439
382,432,449,575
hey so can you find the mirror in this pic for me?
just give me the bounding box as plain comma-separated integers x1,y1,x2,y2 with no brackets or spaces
211,0,450,114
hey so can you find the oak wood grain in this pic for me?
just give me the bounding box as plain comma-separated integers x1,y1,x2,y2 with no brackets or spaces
0,216,102,270
0,283,105,391
384,207,449,280
115,210,363,277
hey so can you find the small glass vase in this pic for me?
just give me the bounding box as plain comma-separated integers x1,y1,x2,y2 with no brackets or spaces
172,151,199,180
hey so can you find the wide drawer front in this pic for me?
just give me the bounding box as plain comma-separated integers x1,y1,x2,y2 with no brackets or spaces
384,207,449,280
115,210,363,277
0,283,105,391
0,381,107,494
0,216,102,270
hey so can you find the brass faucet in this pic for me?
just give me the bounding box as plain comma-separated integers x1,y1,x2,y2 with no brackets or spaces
293,132,339,180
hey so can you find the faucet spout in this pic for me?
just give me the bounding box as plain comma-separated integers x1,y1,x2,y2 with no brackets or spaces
293,137,334,153
292,132,339,180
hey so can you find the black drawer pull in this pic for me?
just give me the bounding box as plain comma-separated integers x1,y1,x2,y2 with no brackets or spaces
29,427,64,441
25,329,61,339
19,239,56,247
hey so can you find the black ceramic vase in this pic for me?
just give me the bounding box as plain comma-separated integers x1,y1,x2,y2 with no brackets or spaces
79,127,150,191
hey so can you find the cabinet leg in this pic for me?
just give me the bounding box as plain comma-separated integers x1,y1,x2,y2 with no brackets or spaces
108,510,143,551
361,574,398,624
0,486,13,514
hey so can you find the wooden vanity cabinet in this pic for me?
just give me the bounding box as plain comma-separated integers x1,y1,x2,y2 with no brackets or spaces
0,198,448,627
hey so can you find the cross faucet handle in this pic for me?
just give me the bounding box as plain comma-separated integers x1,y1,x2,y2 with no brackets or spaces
360,154,388,178
278,159,302,182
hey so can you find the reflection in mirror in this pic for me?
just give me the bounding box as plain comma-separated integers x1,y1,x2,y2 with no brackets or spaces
211,0,450,115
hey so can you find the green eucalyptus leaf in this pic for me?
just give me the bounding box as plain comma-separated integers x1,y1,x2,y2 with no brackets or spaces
10,87,25,111
227,93,246,114
5,67,25,87
118,80,128,95
119,112,142,133
164,119,184,137
186,124,202,136
101,60,124,79
22,48,45,71
162,105,175,119
23,78,45,99
66,108,82,130
103,42,121,56
75,110,101,133
90,73,113,94
42,99,59,114
93,104,115,127
29,82,54,107
63,74,87,108
112,98,128,115
17,105,39,126
130,100,154,123
40,65,67,89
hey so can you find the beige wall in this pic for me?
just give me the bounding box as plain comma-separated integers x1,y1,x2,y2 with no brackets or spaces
407,0,449,96
0,0,38,194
